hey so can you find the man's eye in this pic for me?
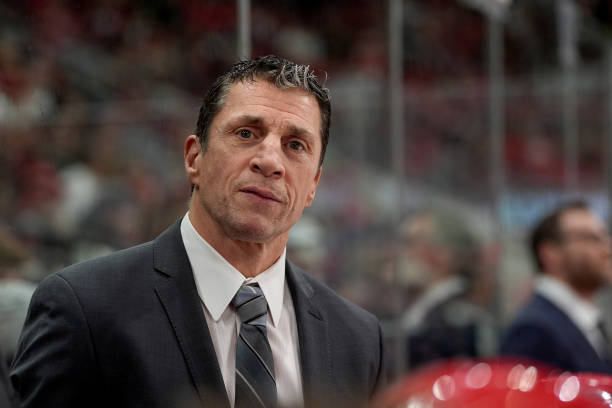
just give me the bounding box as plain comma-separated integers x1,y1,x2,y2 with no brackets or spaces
237,129,253,139
288,141,304,151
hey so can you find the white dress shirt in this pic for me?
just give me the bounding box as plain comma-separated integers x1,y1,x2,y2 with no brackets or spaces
535,276,608,358
180,214,303,407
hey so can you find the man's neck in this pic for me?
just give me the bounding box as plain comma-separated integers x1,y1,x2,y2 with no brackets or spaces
209,237,286,278
546,273,596,302
187,209,287,278
573,286,597,302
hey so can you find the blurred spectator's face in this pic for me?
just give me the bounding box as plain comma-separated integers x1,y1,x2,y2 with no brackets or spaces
557,208,612,294
403,215,452,281
187,79,322,244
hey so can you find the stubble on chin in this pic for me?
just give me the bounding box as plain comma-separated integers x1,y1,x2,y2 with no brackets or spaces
222,217,273,243
204,199,281,243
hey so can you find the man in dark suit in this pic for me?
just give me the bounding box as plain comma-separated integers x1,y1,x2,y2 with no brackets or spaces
399,209,496,369
10,55,386,408
500,200,612,373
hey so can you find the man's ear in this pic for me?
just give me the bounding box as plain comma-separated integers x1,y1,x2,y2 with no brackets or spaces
305,167,322,207
185,135,201,185
539,241,561,273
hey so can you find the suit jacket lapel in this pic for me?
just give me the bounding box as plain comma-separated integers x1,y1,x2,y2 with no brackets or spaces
286,261,332,408
153,221,230,408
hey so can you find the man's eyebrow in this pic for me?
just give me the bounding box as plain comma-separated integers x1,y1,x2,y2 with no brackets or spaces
225,115,264,128
224,115,316,140
286,124,316,141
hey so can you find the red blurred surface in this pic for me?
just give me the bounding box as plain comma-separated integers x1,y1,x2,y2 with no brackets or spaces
374,359,612,408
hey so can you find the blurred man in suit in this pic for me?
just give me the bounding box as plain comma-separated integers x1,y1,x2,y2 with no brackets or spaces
11,55,385,408
501,200,612,373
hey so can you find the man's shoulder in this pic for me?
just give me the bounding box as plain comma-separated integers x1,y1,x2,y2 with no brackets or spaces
288,262,379,328
30,241,159,307
512,294,570,325
28,239,167,327
55,219,183,285
503,294,575,343
57,241,155,282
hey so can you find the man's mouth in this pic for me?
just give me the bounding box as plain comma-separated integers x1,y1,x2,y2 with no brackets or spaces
240,187,282,202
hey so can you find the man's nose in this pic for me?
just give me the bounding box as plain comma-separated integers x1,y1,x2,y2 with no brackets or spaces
249,137,285,178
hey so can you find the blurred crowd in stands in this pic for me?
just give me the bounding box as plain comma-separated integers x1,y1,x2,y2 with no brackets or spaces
3,0,609,276
0,0,391,278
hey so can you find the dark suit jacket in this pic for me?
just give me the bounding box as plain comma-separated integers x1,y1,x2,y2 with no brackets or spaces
500,294,612,374
407,293,493,369
0,349,14,408
10,221,385,408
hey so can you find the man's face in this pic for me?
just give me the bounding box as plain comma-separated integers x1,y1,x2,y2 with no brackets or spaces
187,79,322,244
557,209,612,294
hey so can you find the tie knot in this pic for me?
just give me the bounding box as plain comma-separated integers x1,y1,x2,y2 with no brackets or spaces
232,283,268,326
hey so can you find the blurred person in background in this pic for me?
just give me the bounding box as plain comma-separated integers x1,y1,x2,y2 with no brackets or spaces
0,229,35,368
10,55,385,408
286,215,327,281
399,208,497,370
500,200,612,373
0,229,25,408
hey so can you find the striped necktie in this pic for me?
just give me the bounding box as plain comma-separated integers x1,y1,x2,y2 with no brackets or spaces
232,283,277,408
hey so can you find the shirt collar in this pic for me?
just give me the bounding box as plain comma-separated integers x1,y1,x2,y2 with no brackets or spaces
535,275,601,333
180,213,286,327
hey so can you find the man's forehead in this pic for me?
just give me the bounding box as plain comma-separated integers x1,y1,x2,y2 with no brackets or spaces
228,77,285,93
226,79,317,105
561,208,606,230
221,80,322,132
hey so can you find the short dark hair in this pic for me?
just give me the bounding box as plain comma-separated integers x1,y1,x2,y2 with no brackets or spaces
529,200,590,272
195,55,331,168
